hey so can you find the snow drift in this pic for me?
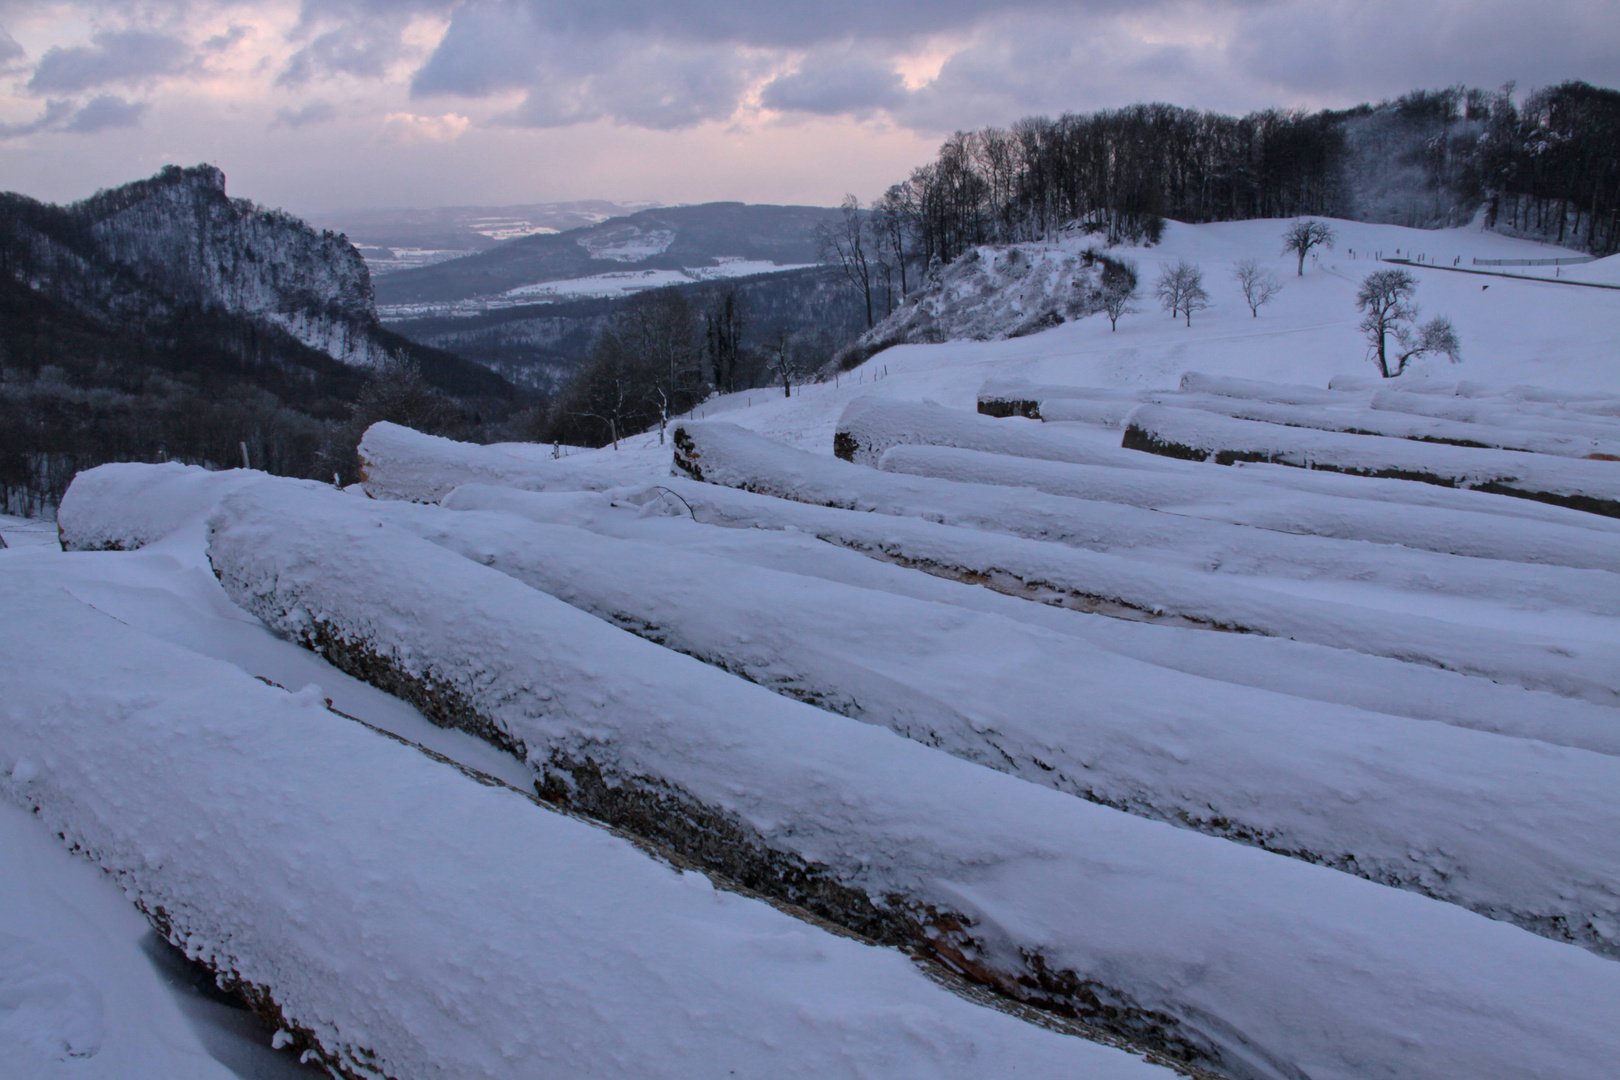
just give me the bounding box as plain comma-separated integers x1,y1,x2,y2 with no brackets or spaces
358,421,618,503
836,397,1620,531
176,473,1620,1080
1124,404,1620,516
444,481,1620,760
0,573,1138,1080
673,421,1620,618
876,443,1620,571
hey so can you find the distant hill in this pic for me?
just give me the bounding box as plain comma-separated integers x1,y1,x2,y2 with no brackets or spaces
374,202,843,305
388,265,867,394
314,200,654,254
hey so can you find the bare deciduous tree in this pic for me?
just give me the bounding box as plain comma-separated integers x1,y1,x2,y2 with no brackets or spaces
554,289,705,448
1154,260,1210,326
1355,269,1462,377
816,195,876,329
872,184,916,299
1098,258,1140,331
1282,219,1335,276
1231,259,1282,316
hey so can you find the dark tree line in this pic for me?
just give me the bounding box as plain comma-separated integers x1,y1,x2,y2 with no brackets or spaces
0,274,517,517
544,284,850,448
852,81,1618,283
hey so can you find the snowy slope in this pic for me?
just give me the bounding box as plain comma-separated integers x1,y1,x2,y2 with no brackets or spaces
2,572,1151,1080
12,213,1620,1080
56,466,1620,1080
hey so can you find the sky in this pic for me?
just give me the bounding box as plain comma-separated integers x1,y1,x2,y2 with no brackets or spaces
1,1,1617,217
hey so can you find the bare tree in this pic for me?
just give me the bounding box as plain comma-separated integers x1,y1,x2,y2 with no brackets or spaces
1154,260,1210,326
1282,219,1335,276
554,288,704,448
352,356,465,437
1098,258,1140,331
1231,259,1282,316
1355,269,1462,378
872,184,916,298
766,327,816,398
816,194,875,329
704,289,745,394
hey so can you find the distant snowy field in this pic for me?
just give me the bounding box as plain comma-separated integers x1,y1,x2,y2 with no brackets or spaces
6,216,1620,1080
376,256,817,319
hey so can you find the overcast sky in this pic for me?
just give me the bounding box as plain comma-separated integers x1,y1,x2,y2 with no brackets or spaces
1,0,1616,216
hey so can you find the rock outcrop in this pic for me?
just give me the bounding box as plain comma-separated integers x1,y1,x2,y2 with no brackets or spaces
0,165,397,368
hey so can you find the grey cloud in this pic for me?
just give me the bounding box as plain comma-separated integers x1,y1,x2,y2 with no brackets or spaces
499,39,765,130
413,3,764,129
433,0,1148,51
408,0,1169,128
60,94,147,133
0,99,74,138
760,47,907,115
274,100,339,127
1231,0,1620,101
202,25,251,53
409,2,546,96
277,22,406,85
27,29,191,93
0,26,24,70
0,95,145,138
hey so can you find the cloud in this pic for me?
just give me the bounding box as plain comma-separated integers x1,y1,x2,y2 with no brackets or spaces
378,110,468,145
0,26,25,73
413,4,765,130
408,0,1155,128
274,100,339,128
60,94,148,133
27,29,191,94
0,95,146,138
760,47,908,115
201,25,252,54
278,21,407,86
0,99,74,139
1230,0,1620,101
419,0,1139,52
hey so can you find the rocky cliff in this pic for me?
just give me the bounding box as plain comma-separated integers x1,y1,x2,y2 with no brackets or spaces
0,165,408,369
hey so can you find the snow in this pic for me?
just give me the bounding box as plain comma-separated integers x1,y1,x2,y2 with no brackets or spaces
184,475,1620,1080
14,213,1620,1079
1125,403,1620,513
1369,387,1620,439
876,443,1620,571
1,568,1155,1080
837,396,1620,530
576,224,677,261
0,514,61,549
675,420,1620,623
442,481,1620,759
1155,388,1620,459
503,258,817,301
0,799,254,1080
356,421,639,503
380,491,1620,951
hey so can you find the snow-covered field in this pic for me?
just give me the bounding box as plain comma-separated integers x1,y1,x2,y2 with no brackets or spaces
377,257,817,318
7,216,1620,1079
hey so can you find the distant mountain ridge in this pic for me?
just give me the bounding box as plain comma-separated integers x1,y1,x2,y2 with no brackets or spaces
314,200,656,253
374,202,843,306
